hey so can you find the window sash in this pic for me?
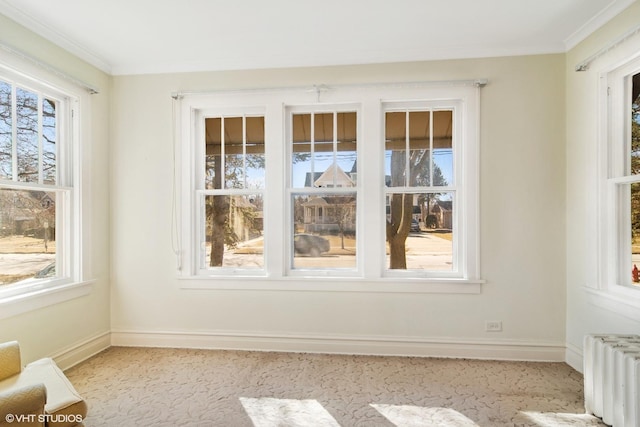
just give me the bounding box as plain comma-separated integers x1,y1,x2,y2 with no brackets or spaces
602,57,640,292
0,72,73,293
382,102,462,278
286,106,360,277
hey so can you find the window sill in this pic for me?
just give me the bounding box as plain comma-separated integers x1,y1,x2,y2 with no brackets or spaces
584,286,640,323
0,280,95,320
179,276,484,294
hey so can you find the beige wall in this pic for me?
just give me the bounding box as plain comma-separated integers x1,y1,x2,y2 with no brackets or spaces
0,15,111,365
110,54,567,356
1,7,584,362
565,3,640,369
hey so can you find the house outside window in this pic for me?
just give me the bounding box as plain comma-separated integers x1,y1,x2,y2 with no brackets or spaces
176,82,482,292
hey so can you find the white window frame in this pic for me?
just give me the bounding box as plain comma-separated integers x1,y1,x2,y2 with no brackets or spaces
382,101,465,279
285,104,361,278
593,52,640,318
176,82,483,293
192,106,267,277
0,52,93,320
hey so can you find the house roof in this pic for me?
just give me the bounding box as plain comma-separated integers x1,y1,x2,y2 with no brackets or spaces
314,163,355,188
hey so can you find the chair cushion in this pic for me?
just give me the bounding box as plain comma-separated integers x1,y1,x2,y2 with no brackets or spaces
0,341,21,381
0,383,46,427
0,358,86,427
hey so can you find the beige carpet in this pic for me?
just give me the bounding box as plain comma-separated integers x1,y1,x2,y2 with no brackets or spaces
64,347,605,427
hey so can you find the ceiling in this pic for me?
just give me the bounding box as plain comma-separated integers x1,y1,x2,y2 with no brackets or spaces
0,0,635,75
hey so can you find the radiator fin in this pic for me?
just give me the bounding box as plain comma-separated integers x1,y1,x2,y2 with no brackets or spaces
584,334,640,427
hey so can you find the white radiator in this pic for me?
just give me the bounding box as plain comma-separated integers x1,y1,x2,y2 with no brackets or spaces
584,334,640,427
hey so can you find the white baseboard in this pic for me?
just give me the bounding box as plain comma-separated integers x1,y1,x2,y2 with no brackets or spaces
50,331,111,371
111,329,566,362
565,342,584,373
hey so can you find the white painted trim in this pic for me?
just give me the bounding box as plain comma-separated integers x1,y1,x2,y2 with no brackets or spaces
108,45,563,76
111,329,565,362
565,342,584,373
591,54,640,312
178,277,483,294
0,280,94,320
564,0,637,51
0,0,112,74
49,331,111,371
584,287,640,323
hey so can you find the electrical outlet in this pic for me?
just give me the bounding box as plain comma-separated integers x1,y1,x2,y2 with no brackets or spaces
485,321,502,332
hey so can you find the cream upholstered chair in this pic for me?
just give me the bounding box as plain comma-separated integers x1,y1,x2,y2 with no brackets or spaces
0,342,87,427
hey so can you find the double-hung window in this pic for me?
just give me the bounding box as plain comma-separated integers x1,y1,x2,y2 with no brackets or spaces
0,61,84,308
177,82,481,291
287,107,359,275
383,104,458,276
602,55,640,294
199,111,265,273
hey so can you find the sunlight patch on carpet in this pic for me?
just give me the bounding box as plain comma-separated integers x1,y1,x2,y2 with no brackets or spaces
240,397,340,427
520,411,605,426
371,404,479,426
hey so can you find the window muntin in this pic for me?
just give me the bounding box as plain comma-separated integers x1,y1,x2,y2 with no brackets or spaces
288,110,358,273
384,107,457,274
0,76,70,290
200,115,265,271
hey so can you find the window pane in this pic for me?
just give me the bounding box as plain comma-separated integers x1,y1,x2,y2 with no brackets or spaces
336,112,357,186
631,182,640,287
0,188,56,286
386,192,453,271
385,112,406,187
433,110,453,186
205,116,265,190
292,112,357,188
203,194,263,269
224,117,243,189
292,114,313,187
245,116,265,190
313,113,334,179
0,81,11,180
16,88,38,183
205,117,222,189
292,193,356,269
42,98,57,185
409,111,430,186
632,72,640,175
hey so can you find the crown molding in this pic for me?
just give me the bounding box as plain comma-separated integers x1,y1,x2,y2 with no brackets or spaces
109,44,566,76
0,0,112,74
564,0,637,50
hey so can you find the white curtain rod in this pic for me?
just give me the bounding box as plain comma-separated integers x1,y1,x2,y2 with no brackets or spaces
575,23,640,72
171,79,488,99
0,41,100,94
